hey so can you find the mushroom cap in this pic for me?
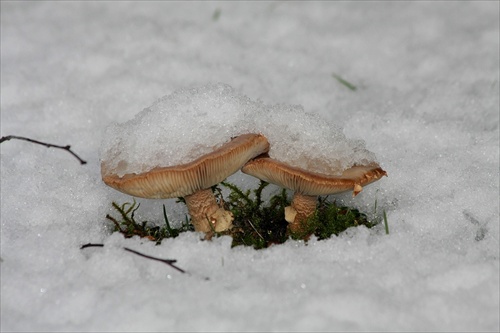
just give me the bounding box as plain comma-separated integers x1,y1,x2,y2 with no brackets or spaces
241,157,386,196
102,134,270,198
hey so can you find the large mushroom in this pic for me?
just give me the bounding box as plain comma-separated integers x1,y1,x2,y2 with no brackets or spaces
102,134,270,233
241,156,387,236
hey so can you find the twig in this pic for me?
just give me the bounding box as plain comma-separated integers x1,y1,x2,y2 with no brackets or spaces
123,247,186,274
80,243,104,249
0,135,87,165
246,219,265,241
80,243,186,274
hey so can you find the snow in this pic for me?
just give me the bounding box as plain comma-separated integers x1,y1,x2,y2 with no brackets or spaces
100,82,376,177
1,1,499,332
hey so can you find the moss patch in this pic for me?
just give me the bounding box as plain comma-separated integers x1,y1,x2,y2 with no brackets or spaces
105,181,384,248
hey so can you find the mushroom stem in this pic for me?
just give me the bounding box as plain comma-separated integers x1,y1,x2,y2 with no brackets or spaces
184,188,233,233
286,192,318,235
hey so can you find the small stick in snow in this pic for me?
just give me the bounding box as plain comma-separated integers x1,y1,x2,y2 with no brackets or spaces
0,135,87,165
80,243,104,249
80,243,186,274
123,247,186,274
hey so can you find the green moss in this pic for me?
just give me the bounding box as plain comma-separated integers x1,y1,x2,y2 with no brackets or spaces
313,198,376,239
105,181,383,248
217,181,289,249
106,200,193,245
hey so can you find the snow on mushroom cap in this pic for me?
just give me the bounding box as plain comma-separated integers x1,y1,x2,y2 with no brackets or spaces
254,103,377,175
100,83,263,177
100,83,378,177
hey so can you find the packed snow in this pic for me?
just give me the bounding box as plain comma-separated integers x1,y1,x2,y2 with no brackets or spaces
1,1,499,332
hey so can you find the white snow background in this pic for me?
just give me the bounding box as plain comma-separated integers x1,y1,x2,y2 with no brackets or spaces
1,1,499,332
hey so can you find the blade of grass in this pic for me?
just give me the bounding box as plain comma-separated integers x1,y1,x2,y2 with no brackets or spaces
212,8,221,21
162,204,175,235
332,73,357,91
383,210,389,235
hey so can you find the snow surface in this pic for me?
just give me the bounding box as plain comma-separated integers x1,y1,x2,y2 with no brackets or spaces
1,1,499,332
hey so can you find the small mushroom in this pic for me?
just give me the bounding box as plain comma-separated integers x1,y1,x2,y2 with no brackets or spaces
102,134,270,233
241,156,387,235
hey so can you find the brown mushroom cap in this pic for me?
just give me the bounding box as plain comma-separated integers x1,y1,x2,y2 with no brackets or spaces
102,134,270,198
241,157,387,196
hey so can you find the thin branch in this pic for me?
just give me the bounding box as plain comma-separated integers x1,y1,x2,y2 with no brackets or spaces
123,247,186,274
80,243,186,274
246,219,264,241
0,135,87,165
80,243,104,249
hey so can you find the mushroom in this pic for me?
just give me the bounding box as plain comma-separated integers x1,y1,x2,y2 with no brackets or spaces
101,134,270,233
241,156,387,235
